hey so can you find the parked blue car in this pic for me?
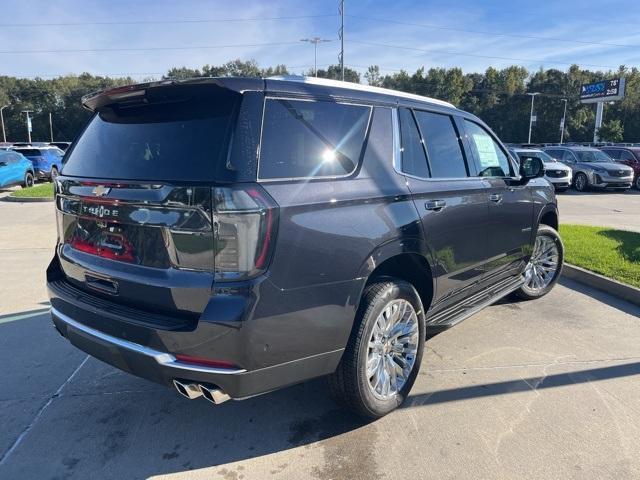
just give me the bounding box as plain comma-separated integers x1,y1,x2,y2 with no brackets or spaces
0,150,34,188
12,146,64,180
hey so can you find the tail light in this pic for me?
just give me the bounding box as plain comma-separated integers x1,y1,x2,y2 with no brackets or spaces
212,184,278,281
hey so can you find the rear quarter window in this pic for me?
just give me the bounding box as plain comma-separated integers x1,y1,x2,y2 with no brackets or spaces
258,98,371,180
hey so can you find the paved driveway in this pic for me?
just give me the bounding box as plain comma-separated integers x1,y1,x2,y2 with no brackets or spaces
1,196,639,480
557,189,640,232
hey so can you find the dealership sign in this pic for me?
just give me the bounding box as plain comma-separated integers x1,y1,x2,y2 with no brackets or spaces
580,78,625,103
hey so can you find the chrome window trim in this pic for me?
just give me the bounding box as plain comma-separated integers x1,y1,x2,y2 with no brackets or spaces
256,96,373,183
392,107,478,183
51,307,247,375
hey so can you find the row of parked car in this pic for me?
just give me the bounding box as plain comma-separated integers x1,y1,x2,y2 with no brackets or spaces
508,144,640,192
0,141,70,189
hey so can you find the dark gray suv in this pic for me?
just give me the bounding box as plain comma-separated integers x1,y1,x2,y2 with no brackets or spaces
543,145,634,192
47,76,562,418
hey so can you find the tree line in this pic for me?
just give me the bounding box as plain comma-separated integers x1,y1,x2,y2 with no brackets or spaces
1,59,637,143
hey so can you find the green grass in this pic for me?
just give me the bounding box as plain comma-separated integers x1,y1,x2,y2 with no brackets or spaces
559,224,640,288
10,182,54,198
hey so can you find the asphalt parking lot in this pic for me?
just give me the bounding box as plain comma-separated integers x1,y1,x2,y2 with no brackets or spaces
558,188,640,233
1,194,639,480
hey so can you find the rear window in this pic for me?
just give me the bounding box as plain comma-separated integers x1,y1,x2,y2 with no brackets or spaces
15,149,42,157
62,87,239,182
258,99,370,180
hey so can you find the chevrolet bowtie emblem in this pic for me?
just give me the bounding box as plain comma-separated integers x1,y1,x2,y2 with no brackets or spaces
92,185,111,197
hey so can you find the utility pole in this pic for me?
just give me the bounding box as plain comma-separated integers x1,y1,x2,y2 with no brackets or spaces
527,92,539,144
559,98,568,144
0,105,8,143
300,37,331,77
21,110,33,143
593,102,604,143
338,0,344,81
49,112,54,142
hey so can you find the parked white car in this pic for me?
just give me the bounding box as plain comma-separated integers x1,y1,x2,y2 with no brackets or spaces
511,148,573,191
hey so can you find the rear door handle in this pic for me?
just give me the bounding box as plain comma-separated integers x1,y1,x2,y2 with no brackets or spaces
425,200,447,211
489,193,503,203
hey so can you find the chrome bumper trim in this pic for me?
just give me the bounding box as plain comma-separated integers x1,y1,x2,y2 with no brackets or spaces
51,307,246,375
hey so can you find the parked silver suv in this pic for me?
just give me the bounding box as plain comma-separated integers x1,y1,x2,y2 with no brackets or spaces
542,146,634,192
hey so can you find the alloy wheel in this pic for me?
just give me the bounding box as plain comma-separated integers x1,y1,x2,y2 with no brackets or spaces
575,173,587,191
366,299,419,400
522,233,560,294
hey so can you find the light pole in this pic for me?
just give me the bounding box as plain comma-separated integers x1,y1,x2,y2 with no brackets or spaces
49,112,54,142
21,110,33,143
0,105,8,143
527,92,539,144
560,98,568,144
300,37,332,77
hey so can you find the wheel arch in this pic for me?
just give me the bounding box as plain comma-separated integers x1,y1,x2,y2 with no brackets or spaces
537,204,559,231
355,238,436,317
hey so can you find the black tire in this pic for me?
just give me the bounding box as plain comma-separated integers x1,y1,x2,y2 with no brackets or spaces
573,172,588,192
635,176,640,190
514,225,564,301
23,172,34,188
328,279,426,418
50,166,58,180
555,187,568,193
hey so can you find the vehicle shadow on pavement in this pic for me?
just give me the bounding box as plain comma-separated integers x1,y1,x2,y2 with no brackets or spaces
0,311,374,479
404,361,640,409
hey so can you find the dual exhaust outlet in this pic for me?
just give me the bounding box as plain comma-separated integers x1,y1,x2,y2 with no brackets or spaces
173,379,231,405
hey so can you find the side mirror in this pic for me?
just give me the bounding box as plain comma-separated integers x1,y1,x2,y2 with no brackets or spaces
519,156,545,182
0,161,6,167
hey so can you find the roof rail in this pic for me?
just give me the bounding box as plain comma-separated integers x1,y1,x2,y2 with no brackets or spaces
266,75,456,109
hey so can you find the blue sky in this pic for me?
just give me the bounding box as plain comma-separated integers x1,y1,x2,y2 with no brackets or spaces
1,0,640,80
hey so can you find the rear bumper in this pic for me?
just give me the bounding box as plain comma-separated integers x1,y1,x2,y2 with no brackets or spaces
34,168,50,179
51,306,343,399
47,247,350,399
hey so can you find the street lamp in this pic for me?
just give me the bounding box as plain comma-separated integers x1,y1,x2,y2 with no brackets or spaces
0,105,8,143
21,110,33,143
300,37,332,77
527,92,539,144
560,99,568,144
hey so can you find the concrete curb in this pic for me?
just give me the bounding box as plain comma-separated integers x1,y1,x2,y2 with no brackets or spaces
563,263,640,307
1,195,54,203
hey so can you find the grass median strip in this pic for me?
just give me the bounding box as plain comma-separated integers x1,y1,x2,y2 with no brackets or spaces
560,224,640,289
10,182,54,198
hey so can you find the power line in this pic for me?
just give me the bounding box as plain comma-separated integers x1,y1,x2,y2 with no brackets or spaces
1,64,326,80
349,40,623,70
0,14,338,28
349,15,640,49
0,40,329,55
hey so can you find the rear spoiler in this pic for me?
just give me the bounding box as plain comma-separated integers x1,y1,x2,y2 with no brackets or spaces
81,77,265,112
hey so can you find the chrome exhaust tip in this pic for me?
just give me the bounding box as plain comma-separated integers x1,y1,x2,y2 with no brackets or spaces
173,379,203,400
199,384,231,405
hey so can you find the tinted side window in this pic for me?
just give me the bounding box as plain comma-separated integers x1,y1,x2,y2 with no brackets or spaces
399,108,429,178
259,99,370,179
603,149,620,159
562,150,576,162
415,111,467,178
544,149,561,160
464,120,511,177
620,150,636,162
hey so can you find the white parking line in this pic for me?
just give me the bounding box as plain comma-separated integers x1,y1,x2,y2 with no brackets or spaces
0,309,51,326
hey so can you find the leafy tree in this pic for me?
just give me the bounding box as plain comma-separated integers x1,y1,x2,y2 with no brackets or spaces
315,65,360,83
598,119,624,142
365,65,382,86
